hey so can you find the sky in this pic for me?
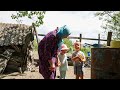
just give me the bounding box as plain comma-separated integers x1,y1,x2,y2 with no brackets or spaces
0,11,107,44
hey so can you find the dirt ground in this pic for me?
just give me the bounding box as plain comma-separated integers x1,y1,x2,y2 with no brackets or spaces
0,51,91,79
0,66,91,79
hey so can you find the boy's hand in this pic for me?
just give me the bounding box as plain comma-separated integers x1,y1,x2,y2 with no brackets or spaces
78,54,86,62
78,54,84,60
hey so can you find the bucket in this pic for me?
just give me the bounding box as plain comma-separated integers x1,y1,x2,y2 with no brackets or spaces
110,40,120,48
87,52,91,57
91,48,120,79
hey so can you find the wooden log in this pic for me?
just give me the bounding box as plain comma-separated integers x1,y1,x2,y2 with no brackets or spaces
98,34,100,47
32,23,38,44
79,34,82,42
107,32,112,46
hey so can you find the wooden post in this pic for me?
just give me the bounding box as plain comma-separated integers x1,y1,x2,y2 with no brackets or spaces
32,23,39,44
80,34,82,43
98,34,100,47
107,32,112,46
79,34,82,46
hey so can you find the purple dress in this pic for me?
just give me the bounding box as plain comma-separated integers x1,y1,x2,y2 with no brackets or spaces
38,28,60,79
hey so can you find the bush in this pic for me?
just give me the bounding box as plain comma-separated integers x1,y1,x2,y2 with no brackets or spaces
81,47,91,57
33,39,38,51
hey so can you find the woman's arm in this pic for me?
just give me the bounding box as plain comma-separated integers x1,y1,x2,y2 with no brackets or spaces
56,55,61,66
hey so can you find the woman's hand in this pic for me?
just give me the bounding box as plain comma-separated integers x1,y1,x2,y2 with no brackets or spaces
56,56,61,67
48,60,56,71
57,60,61,66
49,63,56,71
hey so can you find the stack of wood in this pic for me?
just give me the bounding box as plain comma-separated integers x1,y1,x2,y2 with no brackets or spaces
0,23,35,74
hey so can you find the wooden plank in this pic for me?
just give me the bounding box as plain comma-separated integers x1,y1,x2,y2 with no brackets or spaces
79,34,82,42
107,32,112,46
98,34,100,47
32,23,39,44
38,34,45,36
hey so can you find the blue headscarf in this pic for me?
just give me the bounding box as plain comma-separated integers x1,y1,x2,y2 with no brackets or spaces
57,25,71,49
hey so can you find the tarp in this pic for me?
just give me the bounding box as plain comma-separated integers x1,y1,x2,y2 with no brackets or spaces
0,49,15,74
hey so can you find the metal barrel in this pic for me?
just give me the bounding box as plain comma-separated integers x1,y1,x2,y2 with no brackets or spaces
91,48,120,79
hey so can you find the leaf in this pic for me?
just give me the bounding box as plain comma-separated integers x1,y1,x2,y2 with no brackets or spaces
95,11,120,40
11,11,46,27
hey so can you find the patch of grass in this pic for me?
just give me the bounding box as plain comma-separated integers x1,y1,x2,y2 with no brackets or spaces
33,39,38,51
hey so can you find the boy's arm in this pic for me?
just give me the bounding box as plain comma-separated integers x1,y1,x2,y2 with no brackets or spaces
71,56,79,61
71,53,79,61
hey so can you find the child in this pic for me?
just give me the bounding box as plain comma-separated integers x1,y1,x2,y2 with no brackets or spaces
58,44,69,79
71,41,86,79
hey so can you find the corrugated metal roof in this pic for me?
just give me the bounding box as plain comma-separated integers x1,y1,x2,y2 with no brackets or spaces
0,23,33,46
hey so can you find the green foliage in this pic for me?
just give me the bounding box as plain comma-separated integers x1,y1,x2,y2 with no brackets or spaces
33,37,91,57
63,38,91,56
94,11,120,40
33,39,38,51
71,45,91,57
81,47,91,57
11,11,46,27
63,38,73,53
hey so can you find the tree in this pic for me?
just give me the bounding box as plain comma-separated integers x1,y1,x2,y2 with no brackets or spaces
11,11,46,44
94,11,120,40
11,11,46,27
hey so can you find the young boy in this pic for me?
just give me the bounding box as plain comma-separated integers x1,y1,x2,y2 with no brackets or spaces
71,41,86,79
58,44,69,79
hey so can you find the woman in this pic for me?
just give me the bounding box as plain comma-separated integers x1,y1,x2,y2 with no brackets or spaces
38,25,71,79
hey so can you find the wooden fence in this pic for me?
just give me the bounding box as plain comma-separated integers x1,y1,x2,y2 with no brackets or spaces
37,32,112,46
32,23,112,46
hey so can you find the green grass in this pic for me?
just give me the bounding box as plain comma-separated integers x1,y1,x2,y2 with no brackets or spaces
33,39,38,51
